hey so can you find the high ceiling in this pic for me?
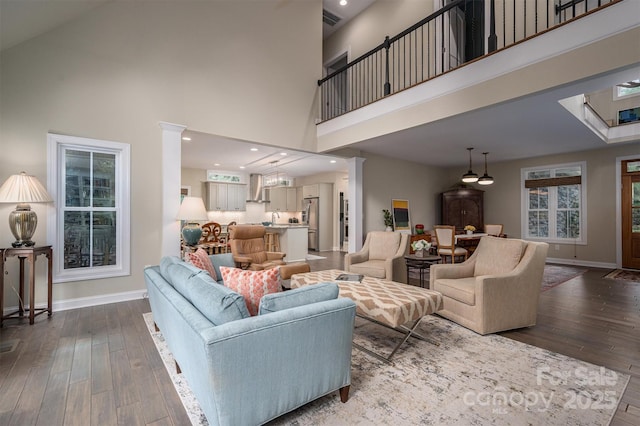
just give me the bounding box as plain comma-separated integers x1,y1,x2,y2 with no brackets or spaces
1,0,638,178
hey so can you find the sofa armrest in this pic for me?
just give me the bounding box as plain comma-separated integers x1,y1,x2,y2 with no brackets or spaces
344,251,368,271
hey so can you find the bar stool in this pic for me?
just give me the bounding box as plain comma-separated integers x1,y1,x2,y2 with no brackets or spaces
264,232,280,252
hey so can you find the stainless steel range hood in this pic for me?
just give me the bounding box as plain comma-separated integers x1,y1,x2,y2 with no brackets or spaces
246,174,265,203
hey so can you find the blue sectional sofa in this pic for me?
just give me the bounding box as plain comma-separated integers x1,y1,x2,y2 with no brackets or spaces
144,254,356,425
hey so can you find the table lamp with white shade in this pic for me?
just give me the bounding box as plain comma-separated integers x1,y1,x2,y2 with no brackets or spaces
177,196,208,246
0,172,53,248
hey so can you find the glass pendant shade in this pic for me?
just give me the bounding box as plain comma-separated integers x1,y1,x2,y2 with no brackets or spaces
0,172,53,247
461,147,478,183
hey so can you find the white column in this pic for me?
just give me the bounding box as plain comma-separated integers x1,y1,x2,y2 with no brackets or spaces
347,157,365,253
159,122,186,258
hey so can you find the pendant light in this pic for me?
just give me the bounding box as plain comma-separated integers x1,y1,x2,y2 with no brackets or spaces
478,152,494,185
461,147,478,183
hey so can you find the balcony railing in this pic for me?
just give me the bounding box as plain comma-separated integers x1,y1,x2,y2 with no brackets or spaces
318,0,620,122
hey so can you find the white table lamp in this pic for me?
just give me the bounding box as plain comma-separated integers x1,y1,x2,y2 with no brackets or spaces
0,172,53,247
177,196,208,246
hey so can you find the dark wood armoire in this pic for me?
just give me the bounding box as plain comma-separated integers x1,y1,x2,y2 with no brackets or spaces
441,187,484,232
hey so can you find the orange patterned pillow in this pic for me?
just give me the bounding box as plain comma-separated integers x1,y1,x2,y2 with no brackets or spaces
187,248,217,281
219,267,282,316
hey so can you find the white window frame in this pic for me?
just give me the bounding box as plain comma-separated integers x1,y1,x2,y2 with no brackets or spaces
47,133,131,283
521,161,587,245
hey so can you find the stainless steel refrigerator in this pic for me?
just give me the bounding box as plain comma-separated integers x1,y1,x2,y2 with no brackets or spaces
304,197,319,251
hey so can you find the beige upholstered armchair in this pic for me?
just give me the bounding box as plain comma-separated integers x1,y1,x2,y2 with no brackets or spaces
344,231,409,283
430,236,548,335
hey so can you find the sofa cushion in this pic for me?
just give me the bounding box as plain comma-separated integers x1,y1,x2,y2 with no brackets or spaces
434,277,477,305
159,256,184,284
258,282,339,314
165,262,250,324
209,253,236,282
348,260,387,279
474,237,527,276
369,232,401,260
162,257,203,289
220,267,282,316
187,248,217,280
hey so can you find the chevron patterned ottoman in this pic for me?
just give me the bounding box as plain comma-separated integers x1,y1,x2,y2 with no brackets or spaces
290,269,443,361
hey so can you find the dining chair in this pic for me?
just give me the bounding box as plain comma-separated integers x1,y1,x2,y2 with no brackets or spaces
433,225,468,264
485,224,504,237
200,222,222,243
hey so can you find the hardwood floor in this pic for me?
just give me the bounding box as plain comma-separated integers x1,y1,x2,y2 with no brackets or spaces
0,251,638,425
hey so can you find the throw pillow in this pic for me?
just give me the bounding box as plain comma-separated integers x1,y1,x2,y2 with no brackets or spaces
259,282,339,315
187,248,217,281
220,267,282,315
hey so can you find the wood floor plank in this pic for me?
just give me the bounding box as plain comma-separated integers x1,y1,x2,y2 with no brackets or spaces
116,402,145,426
109,348,139,408
8,366,49,426
36,370,69,426
90,390,117,426
50,336,75,376
91,342,112,395
63,379,91,426
69,337,92,384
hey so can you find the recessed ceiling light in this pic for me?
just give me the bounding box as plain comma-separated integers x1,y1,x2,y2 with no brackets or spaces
214,163,220,166
340,0,348,6
182,137,191,141
239,166,245,169
330,160,337,163
250,148,258,151
280,152,287,156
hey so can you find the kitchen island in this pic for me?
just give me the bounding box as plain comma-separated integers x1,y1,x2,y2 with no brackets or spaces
265,224,309,262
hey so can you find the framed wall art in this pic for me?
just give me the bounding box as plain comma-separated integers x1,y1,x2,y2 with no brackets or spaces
392,199,411,233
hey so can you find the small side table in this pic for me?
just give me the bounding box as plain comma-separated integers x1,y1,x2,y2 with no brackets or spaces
405,254,441,288
0,246,53,326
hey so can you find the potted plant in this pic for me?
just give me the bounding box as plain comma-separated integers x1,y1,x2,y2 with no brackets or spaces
411,239,431,257
464,225,476,235
382,209,394,231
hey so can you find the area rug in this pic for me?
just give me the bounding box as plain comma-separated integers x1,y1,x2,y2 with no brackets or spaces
540,264,588,292
603,269,640,283
143,313,628,425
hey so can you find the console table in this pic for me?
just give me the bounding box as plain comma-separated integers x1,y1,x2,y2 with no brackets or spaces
0,246,53,326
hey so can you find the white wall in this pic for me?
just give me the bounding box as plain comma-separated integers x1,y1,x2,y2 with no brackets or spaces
0,0,322,307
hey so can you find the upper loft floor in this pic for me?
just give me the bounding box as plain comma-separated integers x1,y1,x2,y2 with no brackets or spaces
317,0,640,158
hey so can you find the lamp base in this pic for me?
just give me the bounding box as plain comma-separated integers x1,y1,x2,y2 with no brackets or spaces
9,204,39,248
181,222,203,246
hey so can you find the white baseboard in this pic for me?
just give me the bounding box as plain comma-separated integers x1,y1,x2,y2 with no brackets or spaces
546,257,616,269
2,289,147,316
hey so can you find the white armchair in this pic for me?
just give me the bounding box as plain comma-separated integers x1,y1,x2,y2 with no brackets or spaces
344,231,409,283
430,236,548,335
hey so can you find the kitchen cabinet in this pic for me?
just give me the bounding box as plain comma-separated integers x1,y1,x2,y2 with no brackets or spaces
296,186,304,211
204,182,246,211
302,184,319,198
267,187,300,212
441,187,484,232
286,187,298,211
227,184,246,211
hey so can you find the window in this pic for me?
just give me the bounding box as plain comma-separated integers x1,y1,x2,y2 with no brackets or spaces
614,80,640,100
47,134,130,282
521,162,586,244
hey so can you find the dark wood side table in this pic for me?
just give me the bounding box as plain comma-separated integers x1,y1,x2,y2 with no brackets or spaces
405,254,441,288
0,246,53,326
